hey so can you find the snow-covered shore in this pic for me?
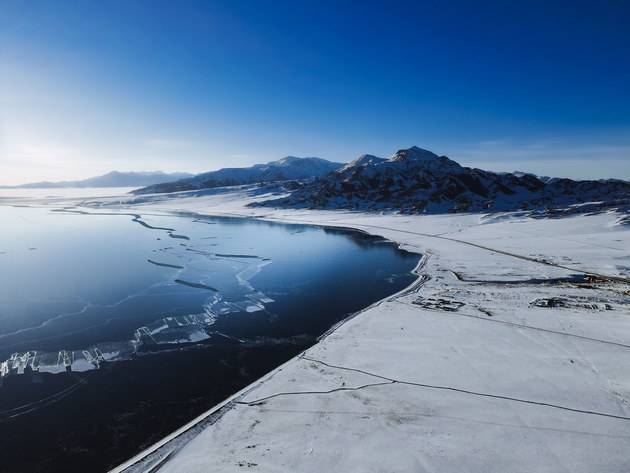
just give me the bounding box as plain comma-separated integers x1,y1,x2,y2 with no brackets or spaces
42,187,630,472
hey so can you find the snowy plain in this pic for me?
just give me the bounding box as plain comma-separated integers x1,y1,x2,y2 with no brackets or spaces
7,186,629,472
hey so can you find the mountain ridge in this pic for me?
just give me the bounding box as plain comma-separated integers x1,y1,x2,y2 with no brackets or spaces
251,146,630,215
132,156,344,194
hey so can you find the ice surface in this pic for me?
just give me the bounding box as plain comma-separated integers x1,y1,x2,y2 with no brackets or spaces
0,292,257,378
0,219,276,381
99,186,630,473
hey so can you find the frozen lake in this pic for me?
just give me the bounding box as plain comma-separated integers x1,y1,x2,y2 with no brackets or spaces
0,203,418,472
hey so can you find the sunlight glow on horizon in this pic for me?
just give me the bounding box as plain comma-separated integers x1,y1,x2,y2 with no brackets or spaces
3,138,630,186
1,1,629,186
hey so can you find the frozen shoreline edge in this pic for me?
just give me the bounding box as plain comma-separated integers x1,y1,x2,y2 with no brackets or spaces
108,211,427,473
8,189,627,472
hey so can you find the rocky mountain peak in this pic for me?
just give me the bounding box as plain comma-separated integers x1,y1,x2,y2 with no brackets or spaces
339,154,386,173
250,146,630,215
390,146,439,162
388,146,463,175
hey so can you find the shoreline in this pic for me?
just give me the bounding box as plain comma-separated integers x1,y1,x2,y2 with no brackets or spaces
108,212,429,473
4,188,629,472
108,193,629,472
0,193,423,472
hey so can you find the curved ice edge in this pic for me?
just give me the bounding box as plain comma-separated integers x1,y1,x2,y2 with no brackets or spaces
0,312,219,379
0,259,275,381
148,259,184,269
0,208,279,381
0,280,279,381
107,255,425,473
174,279,219,291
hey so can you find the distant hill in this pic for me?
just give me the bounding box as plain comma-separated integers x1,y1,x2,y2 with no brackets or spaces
251,146,630,215
2,171,195,189
132,156,344,194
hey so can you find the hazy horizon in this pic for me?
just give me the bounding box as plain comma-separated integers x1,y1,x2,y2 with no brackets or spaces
3,145,630,188
1,1,629,185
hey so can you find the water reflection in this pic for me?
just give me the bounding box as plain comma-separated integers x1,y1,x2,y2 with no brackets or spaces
0,208,417,382
0,208,281,380
0,204,418,472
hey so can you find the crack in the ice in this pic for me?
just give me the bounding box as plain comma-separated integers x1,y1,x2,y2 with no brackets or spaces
238,356,630,421
0,371,94,421
235,380,395,407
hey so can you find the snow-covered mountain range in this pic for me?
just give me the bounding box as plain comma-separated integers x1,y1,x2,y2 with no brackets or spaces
2,171,194,189
252,146,630,214
132,157,343,194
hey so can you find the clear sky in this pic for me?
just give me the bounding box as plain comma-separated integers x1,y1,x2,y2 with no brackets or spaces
1,0,629,185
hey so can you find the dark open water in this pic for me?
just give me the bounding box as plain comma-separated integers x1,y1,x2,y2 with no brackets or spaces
0,205,418,472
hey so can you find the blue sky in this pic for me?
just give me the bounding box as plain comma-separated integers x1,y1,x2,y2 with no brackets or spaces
1,0,629,185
